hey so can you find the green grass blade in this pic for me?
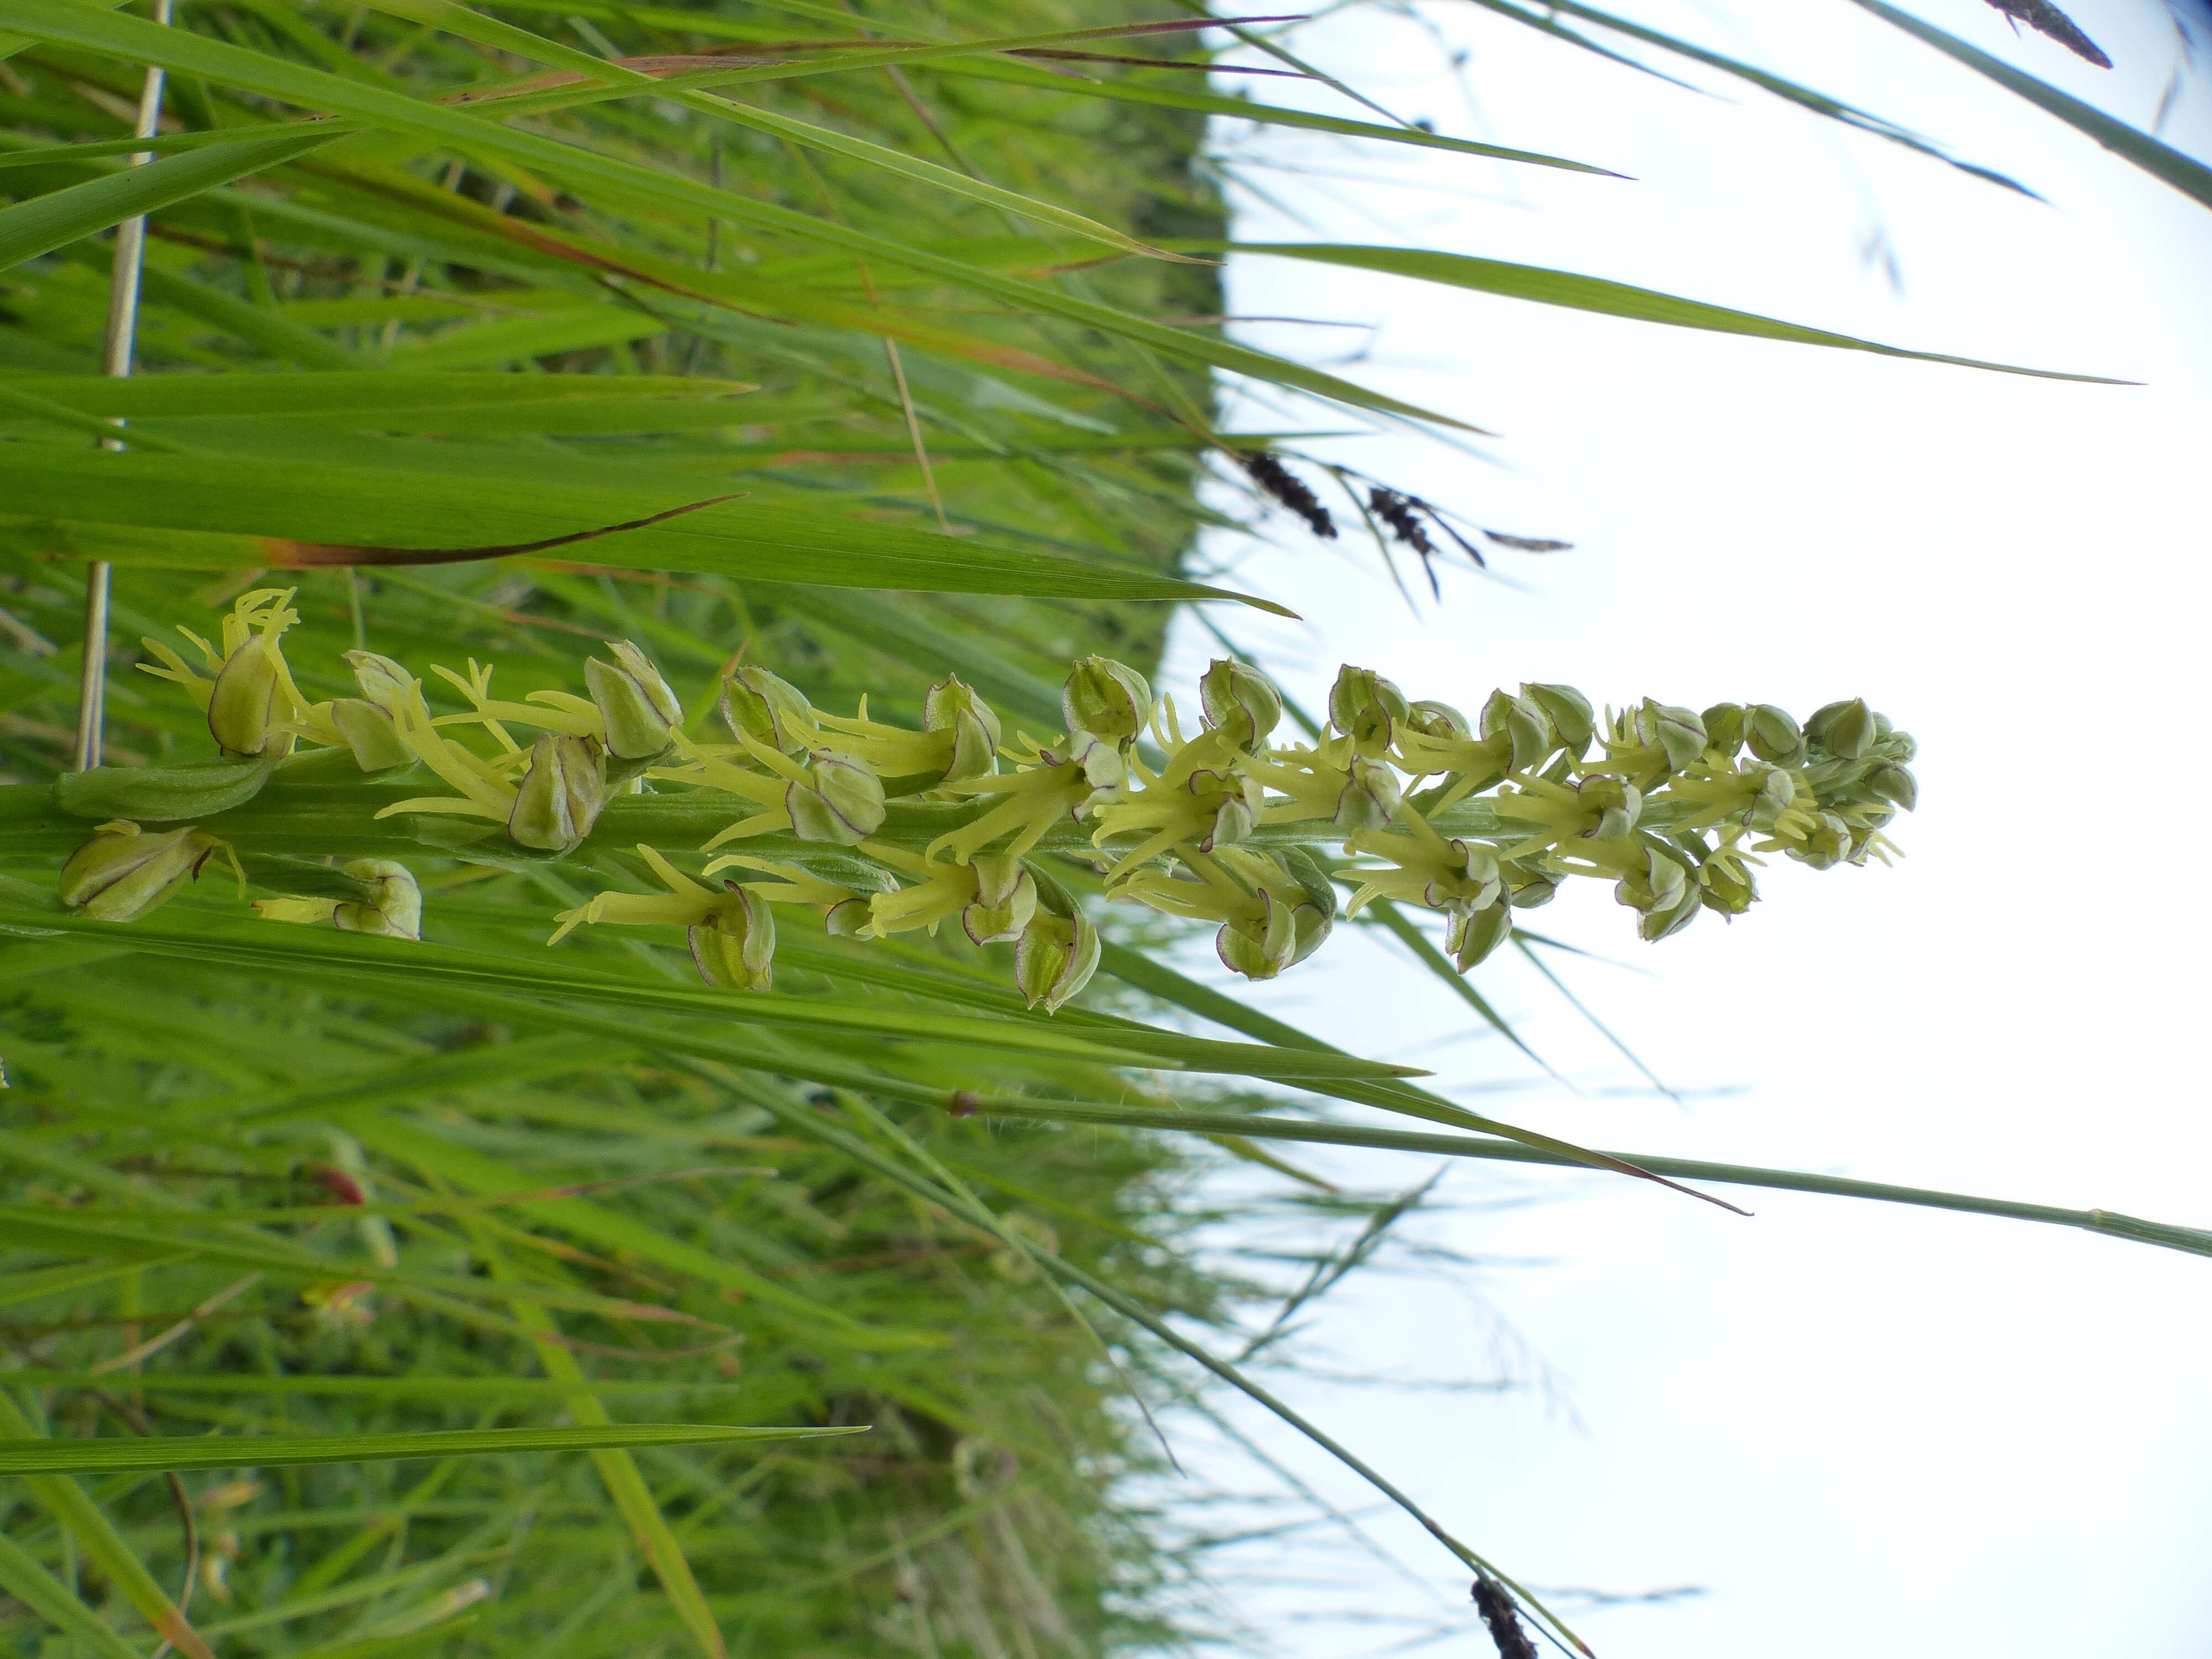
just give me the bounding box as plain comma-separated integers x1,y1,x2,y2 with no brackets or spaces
1849,0,2212,211
938,56,1622,174
1461,0,2041,195
0,1423,858,1475
0,127,340,274
953,1094,2212,1261
1361,897,1560,1081
0,909,1426,1084
0,0,1474,429
1182,242,2126,380
0,446,1272,606
0,1392,213,1658
0,1528,148,1659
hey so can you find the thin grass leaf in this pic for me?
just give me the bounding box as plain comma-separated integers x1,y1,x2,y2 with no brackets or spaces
1177,241,2126,379
1460,0,2043,195
0,1423,858,1475
0,1391,215,1659
0,1529,149,1659
948,1093,2212,1261
1849,0,2212,211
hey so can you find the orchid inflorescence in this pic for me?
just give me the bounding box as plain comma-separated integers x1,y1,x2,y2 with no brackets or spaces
54,588,1916,1015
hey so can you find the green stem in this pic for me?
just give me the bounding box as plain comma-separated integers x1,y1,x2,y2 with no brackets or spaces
953,1095,2212,1260
0,778,1528,863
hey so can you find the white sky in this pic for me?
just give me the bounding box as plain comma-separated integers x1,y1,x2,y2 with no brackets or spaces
1149,1,2212,1653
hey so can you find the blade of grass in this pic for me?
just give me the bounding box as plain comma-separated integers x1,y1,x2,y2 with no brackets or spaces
951,1094,2212,1260
1849,0,2212,210
0,1390,213,1659
0,1423,858,1474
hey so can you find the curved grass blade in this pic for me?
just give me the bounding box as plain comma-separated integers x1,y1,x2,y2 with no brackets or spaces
346,0,1204,264
1462,0,2042,195
1360,897,1561,1082
0,1530,148,1659
0,0,1470,430
0,127,341,274
1094,940,1744,1211
0,446,1280,608
1849,0,2212,211
951,1094,2212,1261
941,58,1622,174
0,1391,214,1658
0,1371,748,1401
1180,241,2128,380
695,1058,1591,1657
0,1423,858,1475
0,909,1427,1084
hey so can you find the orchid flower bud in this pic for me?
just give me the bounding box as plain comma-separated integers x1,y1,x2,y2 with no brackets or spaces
1699,859,1756,917
59,821,216,921
585,641,682,760
1809,698,1876,760
1615,847,1690,919
329,699,412,772
690,885,776,992
1632,700,1707,772
509,733,607,854
824,896,873,938
963,855,1039,946
1744,704,1805,765
1867,761,1918,811
345,650,416,711
1746,765,1799,832
1480,690,1554,773
1199,773,1262,852
1640,881,1703,941
1521,683,1594,755
208,634,295,758
1402,699,1469,742
1423,839,1500,914
722,667,816,754
1198,659,1283,750
1501,859,1561,910
786,751,886,845
1446,896,1514,971
1327,665,1407,757
1332,754,1401,831
924,677,1001,782
1700,703,1746,759
1014,907,1100,1013
1063,656,1152,748
333,859,422,940
1576,775,1641,839
1788,811,1853,870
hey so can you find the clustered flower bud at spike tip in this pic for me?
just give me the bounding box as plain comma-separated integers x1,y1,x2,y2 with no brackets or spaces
1063,656,1152,748
59,822,218,922
114,597,1918,1007
585,641,682,760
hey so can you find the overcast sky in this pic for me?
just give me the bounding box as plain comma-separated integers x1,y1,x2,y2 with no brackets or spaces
1151,2,2212,1653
